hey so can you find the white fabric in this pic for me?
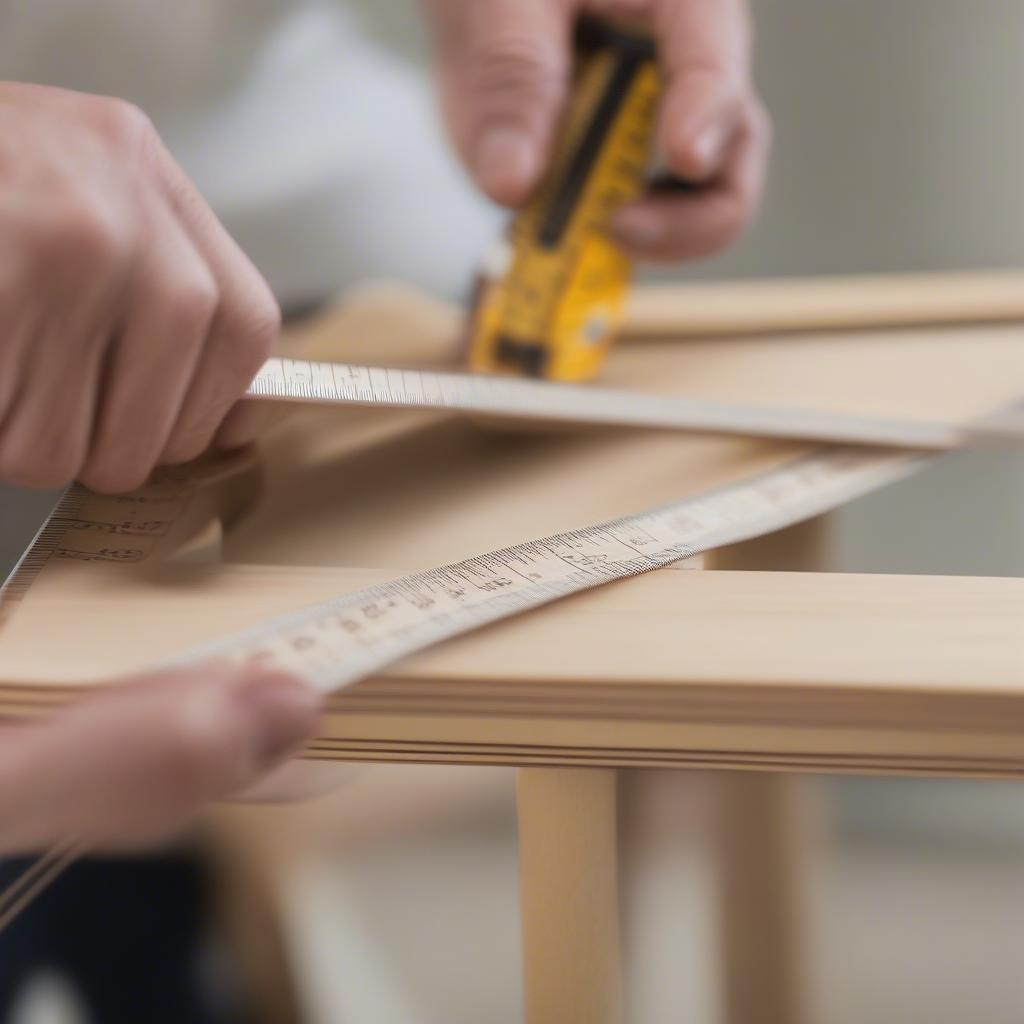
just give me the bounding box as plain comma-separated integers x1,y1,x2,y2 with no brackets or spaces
0,1,502,304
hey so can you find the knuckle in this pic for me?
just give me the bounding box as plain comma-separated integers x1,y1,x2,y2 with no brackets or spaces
166,271,220,338
223,291,280,381
162,284,279,465
37,197,133,271
471,34,565,113
88,96,155,150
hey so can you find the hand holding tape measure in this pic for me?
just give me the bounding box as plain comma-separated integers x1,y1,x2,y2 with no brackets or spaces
431,0,767,261
468,19,665,381
446,3,769,381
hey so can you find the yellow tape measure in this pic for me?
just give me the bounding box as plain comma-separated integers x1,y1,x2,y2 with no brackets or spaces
468,20,660,382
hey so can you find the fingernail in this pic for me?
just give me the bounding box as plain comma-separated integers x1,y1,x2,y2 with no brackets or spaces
611,206,663,250
692,123,727,172
473,126,540,204
239,673,321,766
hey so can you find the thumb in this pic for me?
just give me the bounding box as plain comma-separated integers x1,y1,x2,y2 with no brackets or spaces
427,0,572,206
0,667,321,853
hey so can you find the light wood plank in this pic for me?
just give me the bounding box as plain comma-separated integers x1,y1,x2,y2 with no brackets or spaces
6,564,1020,696
626,270,1024,337
2,280,1022,777
2,564,1022,773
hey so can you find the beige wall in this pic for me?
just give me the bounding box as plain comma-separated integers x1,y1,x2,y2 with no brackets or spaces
694,0,1024,279
358,0,1024,282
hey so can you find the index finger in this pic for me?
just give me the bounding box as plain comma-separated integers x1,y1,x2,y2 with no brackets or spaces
149,141,282,464
649,0,753,180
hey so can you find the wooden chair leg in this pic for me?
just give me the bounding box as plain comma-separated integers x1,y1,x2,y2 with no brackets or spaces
709,515,828,1023
517,767,623,1024
712,771,821,1024
514,520,826,1024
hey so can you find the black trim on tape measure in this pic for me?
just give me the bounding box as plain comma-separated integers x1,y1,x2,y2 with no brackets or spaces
537,38,651,249
650,175,702,195
495,335,549,377
574,20,656,62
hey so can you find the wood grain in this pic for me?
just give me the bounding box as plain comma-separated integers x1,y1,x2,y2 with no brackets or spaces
2,564,1023,773
518,768,622,1024
1,278,1022,776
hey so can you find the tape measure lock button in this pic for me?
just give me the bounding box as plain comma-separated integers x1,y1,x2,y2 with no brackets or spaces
582,307,611,346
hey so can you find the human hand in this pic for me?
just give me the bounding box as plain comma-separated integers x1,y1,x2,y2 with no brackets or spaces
0,666,320,854
424,0,770,262
0,82,279,494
